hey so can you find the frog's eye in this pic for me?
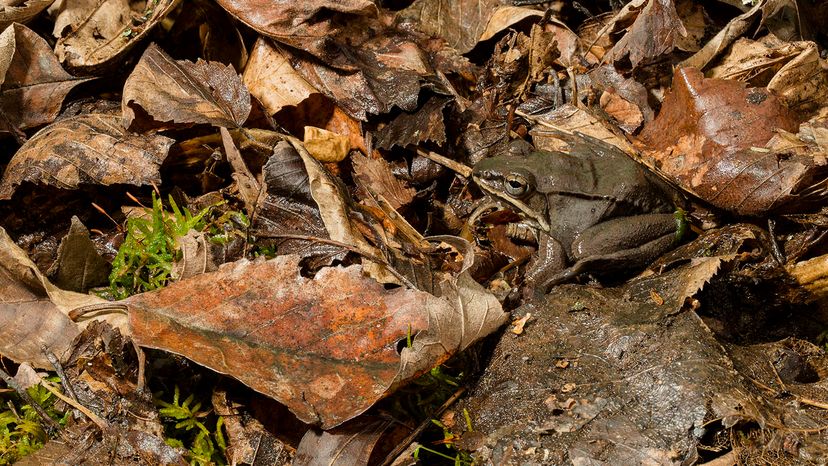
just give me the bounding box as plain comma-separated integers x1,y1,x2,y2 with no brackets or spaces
504,174,530,197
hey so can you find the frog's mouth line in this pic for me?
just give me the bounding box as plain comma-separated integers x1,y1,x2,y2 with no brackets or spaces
473,176,551,233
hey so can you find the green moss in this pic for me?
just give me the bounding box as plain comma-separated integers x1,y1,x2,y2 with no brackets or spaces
0,381,68,464
155,386,226,465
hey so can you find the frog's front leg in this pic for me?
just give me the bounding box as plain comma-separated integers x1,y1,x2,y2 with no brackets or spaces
523,234,567,289
541,213,678,291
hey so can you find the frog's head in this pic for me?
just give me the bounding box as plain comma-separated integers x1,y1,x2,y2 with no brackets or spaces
472,155,551,232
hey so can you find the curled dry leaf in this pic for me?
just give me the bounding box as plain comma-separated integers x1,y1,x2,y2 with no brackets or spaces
123,43,251,131
0,23,91,130
0,113,174,199
636,67,826,215
0,0,53,30
242,38,320,115
52,0,178,71
126,254,505,428
375,95,450,150
303,126,350,163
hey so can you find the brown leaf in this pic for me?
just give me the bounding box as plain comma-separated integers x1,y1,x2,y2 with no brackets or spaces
242,38,320,115
0,23,91,130
47,216,110,292
375,95,450,150
303,126,350,163
220,126,259,214
294,417,392,466
125,255,438,428
352,153,415,210
214,0,377,65
0,227,120,368
52,0,177,71
275,34,432,121
636,67,820,215
122,43,251,131
250,141,346,269
0,0,53,30
398,0,511,54
607,0,687,67
0,113,174,199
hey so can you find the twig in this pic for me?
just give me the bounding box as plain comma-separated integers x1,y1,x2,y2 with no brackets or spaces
40,380,109,431
68,303,128,321
415,148,473,178
44,348,79,403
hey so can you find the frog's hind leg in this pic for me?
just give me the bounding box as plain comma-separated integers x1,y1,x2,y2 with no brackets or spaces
540,214,678,291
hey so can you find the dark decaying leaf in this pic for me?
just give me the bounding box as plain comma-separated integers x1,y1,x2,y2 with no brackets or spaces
0,0,53,30
0,113,174,199
213,0,377,65
375,95,450,150
52,0,177,71
294,417,392,466
0,23,91,130
46,216,110,292
122,43,251,131
606,0,687,68
125,255,436,428
277,34,432,121
636,67,826,215
397,0,508,54
251,141,346,269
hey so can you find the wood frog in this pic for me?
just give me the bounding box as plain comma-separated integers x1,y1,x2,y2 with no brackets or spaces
473,136,680,291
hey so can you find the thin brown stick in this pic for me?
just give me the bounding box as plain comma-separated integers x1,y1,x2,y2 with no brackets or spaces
0,367,60,431
415,148,473,178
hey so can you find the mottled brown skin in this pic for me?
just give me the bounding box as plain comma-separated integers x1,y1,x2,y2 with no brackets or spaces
473,140,678,291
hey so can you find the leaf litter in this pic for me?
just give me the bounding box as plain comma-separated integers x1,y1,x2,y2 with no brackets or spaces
1,0,828,464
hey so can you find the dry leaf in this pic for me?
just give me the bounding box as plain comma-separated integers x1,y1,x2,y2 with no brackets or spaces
0,23,91,130
303,126,350,163
0,0,53,30
0,113,174,199
123,43,251,131
636,67,824,215
52,0,177,70
220,126,259,214
606,0,687,68
352,153,415,210
251,141,346,269
375,95,450,150
126,255,437,428
294,417,392,466
0,227,122,368
398,0,511,54
214,0,377,65
242,38,320,116
47,216,110,292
